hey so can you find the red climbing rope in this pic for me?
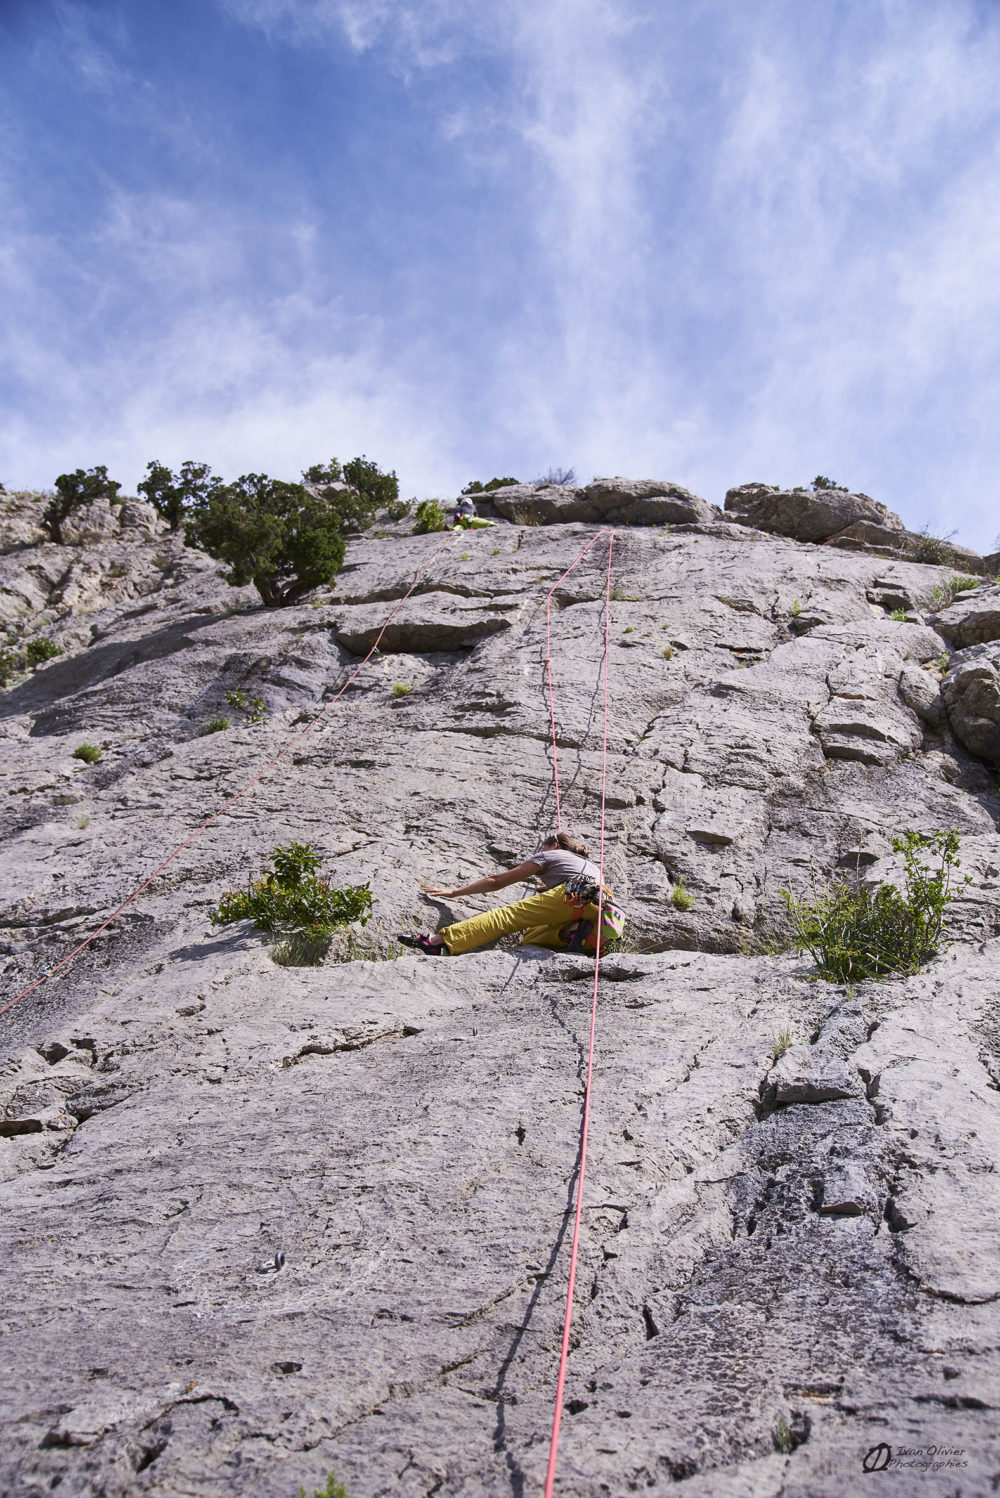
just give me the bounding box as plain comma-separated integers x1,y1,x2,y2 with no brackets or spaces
543,528,615,1496
544,530,616,831
0,533,458,1020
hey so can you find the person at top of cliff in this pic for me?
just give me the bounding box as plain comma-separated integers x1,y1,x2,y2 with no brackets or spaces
399,830,625,956
450,494,497,531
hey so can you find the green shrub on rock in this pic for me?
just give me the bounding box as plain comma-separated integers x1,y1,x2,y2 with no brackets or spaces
139,459,215,532
413,499,447,534
44,466,122,542
72,744,103,765
184,473,350,607
780,830,970,982
211,841,372,966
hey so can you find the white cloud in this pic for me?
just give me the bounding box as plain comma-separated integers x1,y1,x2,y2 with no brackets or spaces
4,0,1000,548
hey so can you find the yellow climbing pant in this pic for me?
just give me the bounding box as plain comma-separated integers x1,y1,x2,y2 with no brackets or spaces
440,882,604,955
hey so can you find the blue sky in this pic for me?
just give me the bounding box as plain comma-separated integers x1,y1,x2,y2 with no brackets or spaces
2,0,999,550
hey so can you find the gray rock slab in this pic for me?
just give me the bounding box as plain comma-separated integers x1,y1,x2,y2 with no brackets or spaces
1,492,999,1494
941,641,1000,764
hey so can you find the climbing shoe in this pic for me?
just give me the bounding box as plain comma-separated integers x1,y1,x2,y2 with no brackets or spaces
399,933,449,955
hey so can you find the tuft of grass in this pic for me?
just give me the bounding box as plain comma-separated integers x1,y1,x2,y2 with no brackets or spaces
671,877,695,911
771,1028,794,1060
661,645,674,660
774,1415,794,1454
200,716,231,735
491,546,502,555
391,682,412,697
926,572,982,609
72,744,103,764
609,584,640,602
889,607,908,621
75,811,92,829
624,626,634,633
460,551,471,561
790,599,801,617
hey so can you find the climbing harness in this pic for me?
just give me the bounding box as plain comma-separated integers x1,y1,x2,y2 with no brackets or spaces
0,532,459,1020
541,528,616,1497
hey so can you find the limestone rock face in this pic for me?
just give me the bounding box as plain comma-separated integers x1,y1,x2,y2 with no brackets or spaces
942,641,1000,764
60,496,123,544
931,582,1000,648
724,483,906,543
1,490,999,1496
491,477,716,527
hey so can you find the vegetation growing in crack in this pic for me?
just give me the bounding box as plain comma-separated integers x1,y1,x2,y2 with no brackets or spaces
0,636,63,688
225,689,268,722
211,841,372,966
779,830,970,982
72,744,103,765
671,877,696,911
926,572,983,609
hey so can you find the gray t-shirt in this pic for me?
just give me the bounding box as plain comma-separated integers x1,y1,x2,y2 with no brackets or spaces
531,848,602,890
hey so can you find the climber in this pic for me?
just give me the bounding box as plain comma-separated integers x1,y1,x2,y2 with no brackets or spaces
400,831,625,956
451,493,498,531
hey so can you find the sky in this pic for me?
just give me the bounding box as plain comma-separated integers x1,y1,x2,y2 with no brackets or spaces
1,0,999,550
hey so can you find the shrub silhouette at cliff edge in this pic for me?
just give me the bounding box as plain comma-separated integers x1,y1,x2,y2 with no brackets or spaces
43,466,122,542
780,830,970,982
185,473,353,607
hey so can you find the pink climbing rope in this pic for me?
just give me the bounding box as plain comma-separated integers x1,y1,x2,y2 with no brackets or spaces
543,529,615,1496
544,530,616,831
0,532,458,1020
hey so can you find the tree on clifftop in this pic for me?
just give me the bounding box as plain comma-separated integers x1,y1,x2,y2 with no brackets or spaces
139,459,215,531
184,472,351,607
43,466,122,543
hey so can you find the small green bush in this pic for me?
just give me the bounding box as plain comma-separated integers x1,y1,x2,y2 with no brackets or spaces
771,1028,793,1060
414,499,447,534
201,716,231,735
671,877,695,911
72,744,103,764
391,682,412,697
889,607,908,621
300,1471,348,1498
790,599,801,617
0,637,64,687
385,498,411,521
44,466,122,542
462,476,519,494
211,842,372,966
910,524,958,566
811,474,847,491
225,689,268,722
780,830,970,982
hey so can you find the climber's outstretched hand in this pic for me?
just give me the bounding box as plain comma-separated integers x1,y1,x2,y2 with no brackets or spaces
421,883,455,897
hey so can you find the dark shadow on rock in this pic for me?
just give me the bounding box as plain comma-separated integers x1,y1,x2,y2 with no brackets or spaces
2,613,229,729
169,929,261,962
